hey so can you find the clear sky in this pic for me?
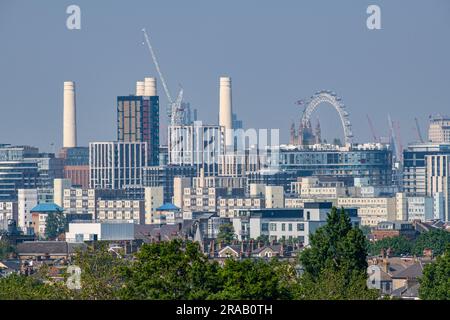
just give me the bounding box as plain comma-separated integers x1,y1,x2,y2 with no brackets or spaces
1,0,450,151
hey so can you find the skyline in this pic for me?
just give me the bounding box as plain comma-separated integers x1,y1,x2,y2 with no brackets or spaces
1,0,450,152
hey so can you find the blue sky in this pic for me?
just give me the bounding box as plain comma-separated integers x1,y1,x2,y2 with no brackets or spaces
1,0,449,151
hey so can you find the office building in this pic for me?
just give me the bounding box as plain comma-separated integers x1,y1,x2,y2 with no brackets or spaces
89,142,148,189
168,121,224,176
428,115,450,143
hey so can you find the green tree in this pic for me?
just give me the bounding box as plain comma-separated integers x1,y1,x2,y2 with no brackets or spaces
119,240,220,300
210,259,297,300
298,207,377,299
419,245,450,300
217,223,236,244
0,274,70,300
45,211,67,240
369,236,413,256
297,266,378,300
69,243,126,300
413,229,450,257
255,235,270,246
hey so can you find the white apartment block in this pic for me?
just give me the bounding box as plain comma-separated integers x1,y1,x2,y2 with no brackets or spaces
17,189,38,233
0,202,18,231
218,197,265,218
425,154,450,221
96,199,145,224
63,188,96,217
337,196,397,227
144,186,164,224
428,116,450,143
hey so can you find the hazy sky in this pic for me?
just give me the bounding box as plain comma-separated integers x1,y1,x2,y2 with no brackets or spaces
1,0,450,152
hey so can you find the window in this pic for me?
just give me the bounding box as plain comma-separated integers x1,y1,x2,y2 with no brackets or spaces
261,223,269,232
288,223,293,231
269,223,277,231
298,236,305,244
297,223,304,231
306,211,310,220
281,223,286,231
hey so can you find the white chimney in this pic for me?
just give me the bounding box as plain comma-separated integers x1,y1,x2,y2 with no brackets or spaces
144,77,157,96
219,76,233,149
63,81,77,148
136,81,145,96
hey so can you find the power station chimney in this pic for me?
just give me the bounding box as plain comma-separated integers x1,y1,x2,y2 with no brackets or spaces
219,76,233,149
136,81,145,96
63,81,77,148
144,77,157,96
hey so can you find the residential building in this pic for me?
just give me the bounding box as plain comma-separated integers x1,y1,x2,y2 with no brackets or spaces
96,199,145,224
89,141,148,189
30,203,63,237
232,202,360,245
168,121,224,176
337,196,397,226
428,115,450,143
144,186,164,224
117,95,159,166
17,189,38,234
0,202,18,231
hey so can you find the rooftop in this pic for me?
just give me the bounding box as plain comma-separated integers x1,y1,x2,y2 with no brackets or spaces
30,203,63,213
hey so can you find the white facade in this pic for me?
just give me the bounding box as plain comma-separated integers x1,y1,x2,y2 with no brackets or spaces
89,141,148,189
0,202,18,231
96,199,145,224
17,189,38,232
54,178,72,207
428,116,450,143
265,186,284,209
425,154,450,221
168,122,224,176
338,196,397,226
407,196,434,221
144,186,164,224
66,221,135,242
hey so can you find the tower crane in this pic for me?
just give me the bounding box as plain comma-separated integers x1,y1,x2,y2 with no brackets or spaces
414,117,424,143
366,114,379,143
141,28,185,126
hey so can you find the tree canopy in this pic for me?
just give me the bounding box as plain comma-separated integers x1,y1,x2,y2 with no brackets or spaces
368,236,413,256
297,207,377,300
45,211,67,240
413,229,450,257
419,245,450,300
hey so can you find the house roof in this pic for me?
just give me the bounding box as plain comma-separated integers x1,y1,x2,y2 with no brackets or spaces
391,262,425,279
391,283,420,299
157,203,180,211
16,241,86,256
30,203,63,213
134,224,183,242
0,260,20,271
253,245,282,255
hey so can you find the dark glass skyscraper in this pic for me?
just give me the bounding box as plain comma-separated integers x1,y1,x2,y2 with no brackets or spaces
117,95,159,166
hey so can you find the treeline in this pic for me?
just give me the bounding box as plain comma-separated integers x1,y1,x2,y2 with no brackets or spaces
368,229,450,257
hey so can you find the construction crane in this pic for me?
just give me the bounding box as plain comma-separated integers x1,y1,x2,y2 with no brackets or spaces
414,117,424,143
141,28,185,126
366,114,379,143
